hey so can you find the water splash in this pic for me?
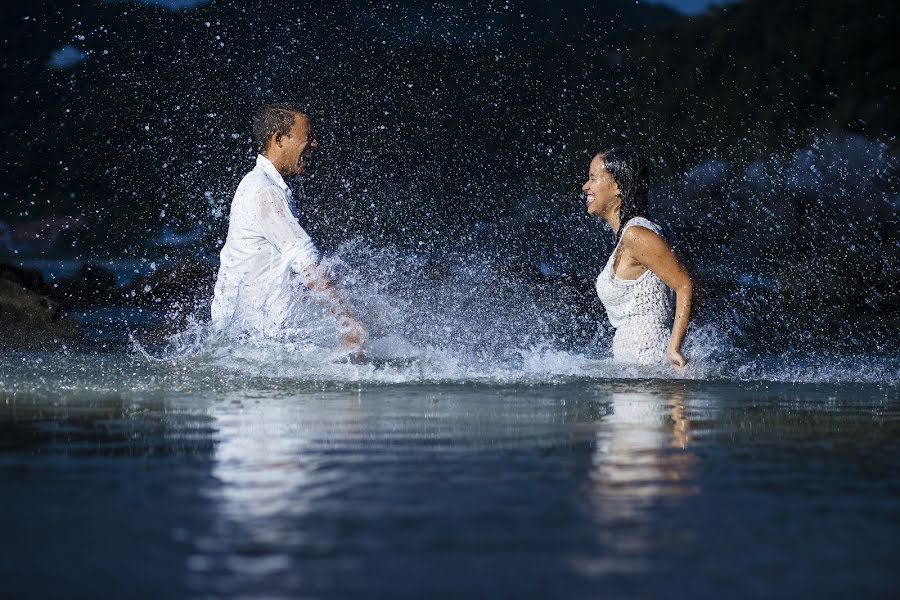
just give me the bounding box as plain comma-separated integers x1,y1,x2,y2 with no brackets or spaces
145,240,899,386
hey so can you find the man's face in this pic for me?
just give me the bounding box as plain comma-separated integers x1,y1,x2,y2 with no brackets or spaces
275,113,318,177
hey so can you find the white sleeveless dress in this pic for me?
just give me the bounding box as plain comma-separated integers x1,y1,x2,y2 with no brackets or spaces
595,217,674,364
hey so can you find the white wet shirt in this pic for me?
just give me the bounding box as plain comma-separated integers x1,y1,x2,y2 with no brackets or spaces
211,155,320,336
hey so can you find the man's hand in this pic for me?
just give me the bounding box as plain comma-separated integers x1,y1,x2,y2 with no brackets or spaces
304,264,367,354
339,316,367,353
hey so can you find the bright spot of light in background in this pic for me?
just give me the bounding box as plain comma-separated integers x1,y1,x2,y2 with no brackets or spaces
109,0,211,10
47,45,88,69
647,0,738,14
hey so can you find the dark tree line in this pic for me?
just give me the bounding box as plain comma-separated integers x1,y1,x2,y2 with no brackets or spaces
0,0,896,256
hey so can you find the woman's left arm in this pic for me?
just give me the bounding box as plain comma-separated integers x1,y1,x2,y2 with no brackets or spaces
622,228,694,368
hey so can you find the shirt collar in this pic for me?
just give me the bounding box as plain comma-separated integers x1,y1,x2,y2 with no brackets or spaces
255,155,290,192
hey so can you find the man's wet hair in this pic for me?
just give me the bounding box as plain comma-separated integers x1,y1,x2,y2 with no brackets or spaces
252,103,308,154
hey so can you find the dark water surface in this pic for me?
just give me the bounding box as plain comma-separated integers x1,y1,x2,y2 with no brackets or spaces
1,354,899,599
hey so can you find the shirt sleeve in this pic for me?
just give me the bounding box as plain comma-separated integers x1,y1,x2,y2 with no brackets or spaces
255,185,320,273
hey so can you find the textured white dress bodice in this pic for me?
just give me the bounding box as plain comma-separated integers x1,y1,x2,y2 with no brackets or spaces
596,217,674,364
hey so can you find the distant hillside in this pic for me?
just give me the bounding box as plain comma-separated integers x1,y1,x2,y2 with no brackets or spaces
0,0,895,253
614,0,899,166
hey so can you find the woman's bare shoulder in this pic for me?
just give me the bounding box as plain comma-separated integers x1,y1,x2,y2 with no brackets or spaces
621,225,667,250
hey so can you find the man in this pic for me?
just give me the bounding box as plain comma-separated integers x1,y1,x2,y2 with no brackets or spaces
211,103,365,352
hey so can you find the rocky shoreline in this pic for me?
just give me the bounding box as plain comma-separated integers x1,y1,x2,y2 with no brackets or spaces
0,261,216,350
0,263,80,350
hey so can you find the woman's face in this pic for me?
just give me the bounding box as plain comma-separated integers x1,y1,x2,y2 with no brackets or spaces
582,155,620,218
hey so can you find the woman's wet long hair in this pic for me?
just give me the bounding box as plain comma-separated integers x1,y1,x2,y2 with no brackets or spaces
598,147,650,241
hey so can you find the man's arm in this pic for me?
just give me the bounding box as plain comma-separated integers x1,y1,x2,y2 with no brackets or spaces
302,265,366,352
255,186,367,352
256,186,321,271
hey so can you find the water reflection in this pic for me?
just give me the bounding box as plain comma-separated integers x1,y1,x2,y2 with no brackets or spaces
4,375,899,597
192,384,703,591
187,391,359,593
0,393,215,458
576,385,697,575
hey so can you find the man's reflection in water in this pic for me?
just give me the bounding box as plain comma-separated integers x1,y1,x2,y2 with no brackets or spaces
188,392,364,593
577,385,697,575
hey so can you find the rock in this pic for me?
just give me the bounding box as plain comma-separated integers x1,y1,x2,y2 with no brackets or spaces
125,261,216,308
664,160,735,246
125,261,216,344
56,263,123,308
0,263,60,301
733,159,801,243
0,264,81,350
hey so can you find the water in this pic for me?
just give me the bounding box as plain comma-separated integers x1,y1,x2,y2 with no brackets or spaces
4,173,898,595
1,352,899,598
3,2,896,594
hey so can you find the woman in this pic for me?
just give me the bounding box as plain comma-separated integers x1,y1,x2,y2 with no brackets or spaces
583,147,693,368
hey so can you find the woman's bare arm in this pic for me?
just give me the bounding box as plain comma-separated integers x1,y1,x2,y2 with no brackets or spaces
621,227,694,368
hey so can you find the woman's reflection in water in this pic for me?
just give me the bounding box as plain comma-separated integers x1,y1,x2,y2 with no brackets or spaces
579,385,697,574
